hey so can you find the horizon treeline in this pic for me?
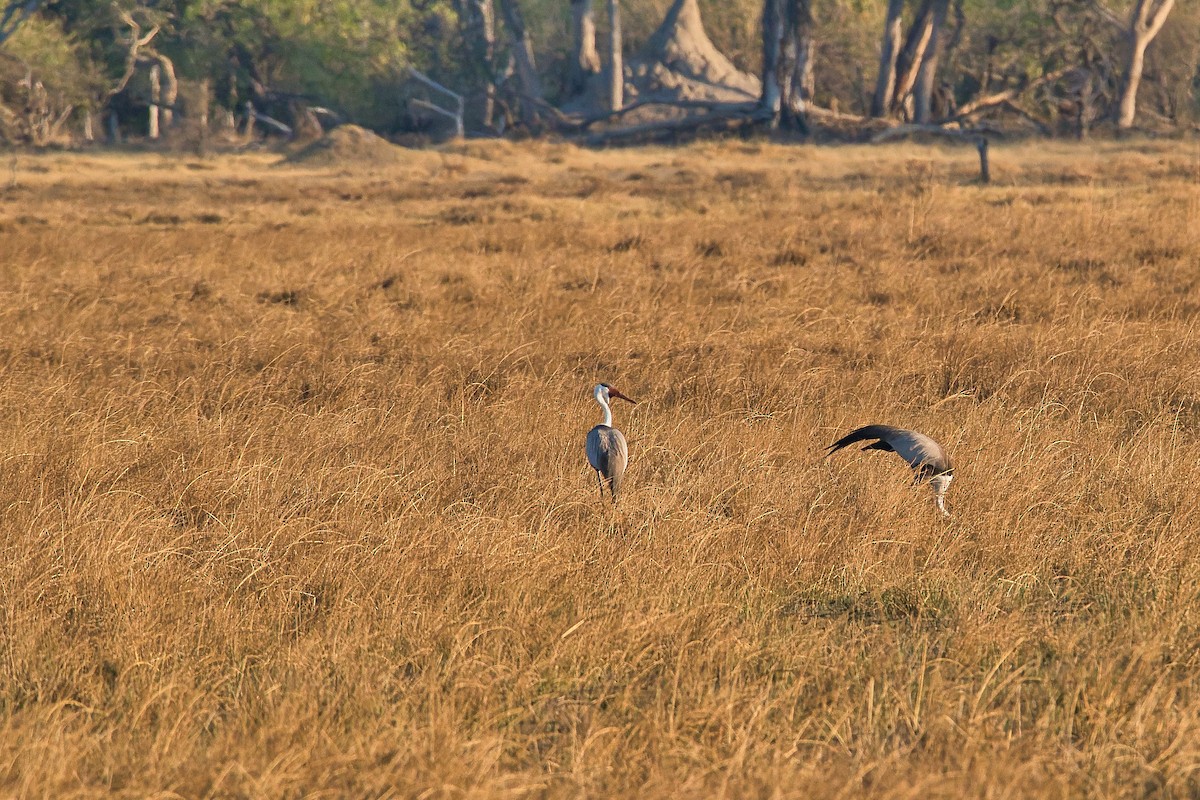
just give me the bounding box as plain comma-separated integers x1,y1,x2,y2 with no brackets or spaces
0,0,1196,145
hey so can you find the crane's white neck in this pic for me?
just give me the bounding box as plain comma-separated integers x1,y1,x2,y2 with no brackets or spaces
594,386,613,427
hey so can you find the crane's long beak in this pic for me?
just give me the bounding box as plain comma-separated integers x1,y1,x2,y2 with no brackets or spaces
608,388,638,405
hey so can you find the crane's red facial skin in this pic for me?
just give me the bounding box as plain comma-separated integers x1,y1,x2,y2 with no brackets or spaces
608,387,638,405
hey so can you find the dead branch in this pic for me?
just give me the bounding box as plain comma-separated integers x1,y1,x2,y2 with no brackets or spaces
106,5,161,101
998,99,1053,135
408,68,463,107
244,102,291,136
407,68,464,138
806,105,875,125
954,67,1070,118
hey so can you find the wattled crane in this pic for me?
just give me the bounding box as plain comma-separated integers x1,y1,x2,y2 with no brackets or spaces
586,383,637,503
825,425,954,517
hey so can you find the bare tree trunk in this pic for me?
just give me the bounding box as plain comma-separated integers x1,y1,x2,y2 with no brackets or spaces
107,9,160,104
871,0,904,117
157,53,177,129
568,0,600,98
763,0,782,113
197,78,210,157
1117,0,1175,129
461,0,497,126
793,2,813,104
242,101,255,141
760,0,783,116
1078,69,1095,139
607,0,623,111
496,0,544,126
148,62,161,139
912,0,949,123
761,0,813,130
891,0,933,115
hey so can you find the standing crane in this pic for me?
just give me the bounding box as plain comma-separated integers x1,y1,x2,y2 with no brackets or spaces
586,383,637,503
825,424,955,517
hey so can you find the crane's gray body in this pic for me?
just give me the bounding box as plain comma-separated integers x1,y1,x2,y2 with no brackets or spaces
587,424,629,501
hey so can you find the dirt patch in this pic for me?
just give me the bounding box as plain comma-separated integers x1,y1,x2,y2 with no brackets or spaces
282,125,406,166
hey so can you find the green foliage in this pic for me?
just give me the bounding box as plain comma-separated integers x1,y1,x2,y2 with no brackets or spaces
7,0,1199,134
1,12,99,106
176,0,457,127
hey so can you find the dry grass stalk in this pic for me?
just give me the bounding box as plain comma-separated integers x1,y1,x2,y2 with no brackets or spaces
0,139,1198,797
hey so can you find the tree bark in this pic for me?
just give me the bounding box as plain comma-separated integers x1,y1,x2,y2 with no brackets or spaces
568,0,600,98
871,0,904,117
760,0,813,130
760,0,783,116
1116,0,1175,129
496,0,544,126
148,62,161,139
912,0,949,123
145,52,177,139
197,77,210,156
953,66,1068,118
157,53,177,130
793,3,814,103
461,0,497,126
607,0,623,111
891,0,933,115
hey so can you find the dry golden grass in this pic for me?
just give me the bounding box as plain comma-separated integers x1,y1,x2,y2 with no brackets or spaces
0,137,1198,798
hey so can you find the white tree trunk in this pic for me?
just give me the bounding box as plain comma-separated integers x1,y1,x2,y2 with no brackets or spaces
158,53,177,129
792,6,813,104
760,0,783,117
912,0,948,124
607,0,623,111
871,0,904,117
497,0,543,125
148,62,161,139
760,0,812,130
463,0,497,126
891,0,933,114
1117,0,1175,129
569,0,600,97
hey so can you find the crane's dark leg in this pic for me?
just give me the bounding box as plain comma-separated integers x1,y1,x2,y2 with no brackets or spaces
595,471,605,500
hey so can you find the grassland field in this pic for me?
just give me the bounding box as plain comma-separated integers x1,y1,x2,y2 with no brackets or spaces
0,137,1198,798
